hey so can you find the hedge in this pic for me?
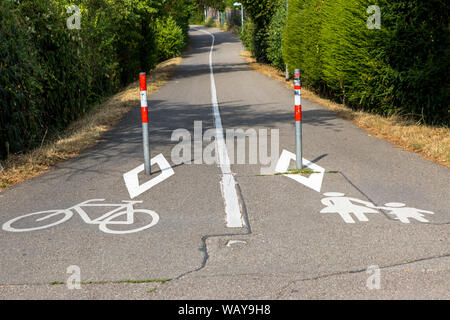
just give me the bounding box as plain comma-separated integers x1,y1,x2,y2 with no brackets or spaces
0,0,193,160
240,0,449,125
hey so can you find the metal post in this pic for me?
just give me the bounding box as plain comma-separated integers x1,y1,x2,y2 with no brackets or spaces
285,0,289,81
294,69,303,169
234,3,243,27
139,72,151,175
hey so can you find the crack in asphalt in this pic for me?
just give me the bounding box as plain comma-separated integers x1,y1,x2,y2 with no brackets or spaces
173,180,252,280
158,168,448,295
272,253,450,299
339,172,450,225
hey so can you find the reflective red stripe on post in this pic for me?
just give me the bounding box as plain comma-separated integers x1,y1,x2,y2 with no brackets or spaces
294,69,303,169
294,71,302,122
295,105,302,121
139,72,151,174
139,72,148,123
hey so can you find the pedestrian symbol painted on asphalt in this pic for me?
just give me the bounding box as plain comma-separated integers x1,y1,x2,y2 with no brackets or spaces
369,202,434,223
320,192,435,224
320,192,378,223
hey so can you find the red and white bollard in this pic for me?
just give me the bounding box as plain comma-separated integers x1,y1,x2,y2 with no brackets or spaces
139,72,151,175
294,69,303,169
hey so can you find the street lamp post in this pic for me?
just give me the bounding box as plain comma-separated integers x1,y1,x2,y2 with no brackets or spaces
233,2,244,28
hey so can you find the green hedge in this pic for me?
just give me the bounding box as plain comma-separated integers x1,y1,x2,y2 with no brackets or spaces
0,0,192,160
283,0,449,124
156,16,185,61
266,0,287,71
240,0,277,62
240,0,449,125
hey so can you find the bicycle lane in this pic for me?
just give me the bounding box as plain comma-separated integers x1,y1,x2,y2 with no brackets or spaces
0,27,246,286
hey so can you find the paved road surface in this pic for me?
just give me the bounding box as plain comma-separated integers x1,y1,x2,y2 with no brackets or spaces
0,27,448,299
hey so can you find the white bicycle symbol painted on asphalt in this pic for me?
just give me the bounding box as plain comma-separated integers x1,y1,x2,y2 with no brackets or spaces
2,199,159,235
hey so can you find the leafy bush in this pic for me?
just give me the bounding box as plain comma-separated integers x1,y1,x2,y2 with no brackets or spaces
283,0,449,124
240,0,277,62
156,16,185,61
240,19,256,53
1,0,91,159
189,10,206,25
377,0,450,123
283,0,326,90
205,17,216,28
0,1,45,157
240,19,269,62
0,0,191,160
267,0,287,71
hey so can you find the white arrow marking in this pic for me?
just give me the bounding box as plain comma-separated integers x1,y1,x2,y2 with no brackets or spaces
275,150,326,193
123,154,174,199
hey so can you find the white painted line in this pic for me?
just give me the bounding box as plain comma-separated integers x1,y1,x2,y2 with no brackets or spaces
275,149,325,193
123,153,174,199
194,28,244,228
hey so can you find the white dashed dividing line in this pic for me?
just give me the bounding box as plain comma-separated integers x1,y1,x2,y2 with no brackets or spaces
195,28,244,228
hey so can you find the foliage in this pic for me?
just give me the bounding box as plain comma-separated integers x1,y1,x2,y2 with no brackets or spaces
283,0,326,89
239,0,278,62
0,1,45,156
240,19,256,53
377,0,449,123
155,16,185,61
282,0,449,124
0,0,192,159
266,0,287,71
205,17,217,28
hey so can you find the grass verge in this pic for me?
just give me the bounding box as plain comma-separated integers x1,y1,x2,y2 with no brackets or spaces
240,50,450,168
275,168,319,175
0,57,182,193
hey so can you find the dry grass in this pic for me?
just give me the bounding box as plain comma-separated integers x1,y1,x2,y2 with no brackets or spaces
0,57,183,192
240,50,450,168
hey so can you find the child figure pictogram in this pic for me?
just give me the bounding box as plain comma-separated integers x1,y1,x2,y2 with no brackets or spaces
369,202,434,223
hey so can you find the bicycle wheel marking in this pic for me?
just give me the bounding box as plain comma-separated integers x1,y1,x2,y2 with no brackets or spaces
2,210,73,233
99,209,159,234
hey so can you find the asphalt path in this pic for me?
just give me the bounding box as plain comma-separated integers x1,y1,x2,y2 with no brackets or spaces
0,27,448,299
